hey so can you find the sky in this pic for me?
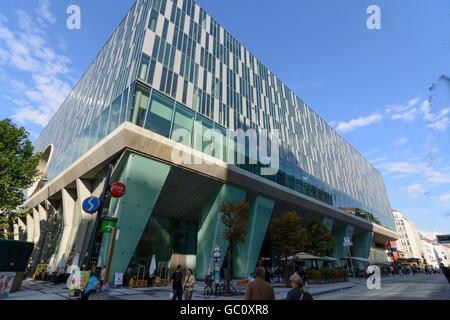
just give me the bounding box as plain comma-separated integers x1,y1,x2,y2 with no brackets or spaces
0,0,449,237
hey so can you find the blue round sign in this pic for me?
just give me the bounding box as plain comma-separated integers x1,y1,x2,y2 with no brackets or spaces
82,197,100,214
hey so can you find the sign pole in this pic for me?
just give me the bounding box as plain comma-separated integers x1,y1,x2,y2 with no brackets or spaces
348,245,355,278
103,227,118,287
85,163,113,271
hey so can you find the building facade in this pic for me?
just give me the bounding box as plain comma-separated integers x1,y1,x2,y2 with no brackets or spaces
393,210,424,262
419,235,440,269
17,0,397,281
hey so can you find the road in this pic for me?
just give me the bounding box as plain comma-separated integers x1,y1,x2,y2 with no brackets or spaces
316,274,450,300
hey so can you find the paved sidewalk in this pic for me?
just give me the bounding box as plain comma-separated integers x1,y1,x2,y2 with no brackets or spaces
5,278,356,300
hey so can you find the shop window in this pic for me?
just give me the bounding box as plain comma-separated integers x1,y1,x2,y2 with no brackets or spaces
145,90,174,138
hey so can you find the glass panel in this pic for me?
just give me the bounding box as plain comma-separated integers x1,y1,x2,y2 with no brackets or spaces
144,90,174,138
138,54,150,80
147,59,156,84
193,114,213,155
120,88,129,124
97,106,111,141
88,116,100,150
131,84,150,127
149,9,159,32
108,94,122,134
171,102,195,146
211,125,226,161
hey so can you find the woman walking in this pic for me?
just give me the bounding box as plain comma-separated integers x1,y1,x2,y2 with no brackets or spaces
184,268,195,300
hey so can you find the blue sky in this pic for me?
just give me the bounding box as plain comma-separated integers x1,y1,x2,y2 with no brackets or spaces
0,0,449,237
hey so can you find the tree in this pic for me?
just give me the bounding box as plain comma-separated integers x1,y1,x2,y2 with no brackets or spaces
304,218,335,259
270,211,307,286
220,200,250,291
0,119,41,239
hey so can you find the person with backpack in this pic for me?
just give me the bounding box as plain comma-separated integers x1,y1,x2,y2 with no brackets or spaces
285,274,313,300
171,265,184,300
81,270,100,300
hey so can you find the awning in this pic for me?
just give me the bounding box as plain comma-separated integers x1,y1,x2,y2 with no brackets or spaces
341,257,390,265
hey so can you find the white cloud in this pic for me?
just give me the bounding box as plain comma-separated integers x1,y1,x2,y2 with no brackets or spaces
335,113,383,133
420,100,450,131
376,161,425,175
35,0,56,26
426,170,450,184
394,137,407,145
440,194,450,202
0,7,72,128
391,108,418,122
386,98,420,114
407,184,425,197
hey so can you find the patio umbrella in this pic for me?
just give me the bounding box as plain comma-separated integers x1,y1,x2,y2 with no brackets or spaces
149,255,156,276
293,252,327,261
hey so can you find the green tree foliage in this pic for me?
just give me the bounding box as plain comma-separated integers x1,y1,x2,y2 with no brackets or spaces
304,218,335,257
270,211,307,286
220,200,250,283
0,119,41,239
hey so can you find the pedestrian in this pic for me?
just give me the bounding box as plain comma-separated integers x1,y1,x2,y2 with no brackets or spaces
439,263,450,285
244,267,275,300
285,273,313,300
24,264,31,279
81,270,100,300
183,268,195,300
170,264,183,300
299,266,308,288
412,266,416,276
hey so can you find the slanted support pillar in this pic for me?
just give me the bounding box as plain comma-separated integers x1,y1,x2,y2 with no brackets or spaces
26,214,34,243
195,184,247,280
73,178,94,264
331,224,354,268
352,231,374,270
233,195,275,279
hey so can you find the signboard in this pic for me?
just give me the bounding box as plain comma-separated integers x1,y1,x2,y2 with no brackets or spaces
436,235,450,244
101,217,118,233
343,237,353,247
212,245,221,259
82,197,100,214
114,273,123,286
0,272,16,297
110,182,126,198
67,271,89,291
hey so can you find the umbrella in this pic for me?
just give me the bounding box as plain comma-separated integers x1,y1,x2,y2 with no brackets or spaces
293,252,327,261
149,255,156,276
322,256,339,262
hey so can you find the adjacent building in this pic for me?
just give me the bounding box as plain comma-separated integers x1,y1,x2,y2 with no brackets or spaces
393,210,424,263
16,0,397,282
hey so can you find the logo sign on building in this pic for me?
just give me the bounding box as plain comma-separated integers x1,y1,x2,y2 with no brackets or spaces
436,235,450,244
82,197,100,214
110,182,126,198
0,272,16,297
101,217,118,233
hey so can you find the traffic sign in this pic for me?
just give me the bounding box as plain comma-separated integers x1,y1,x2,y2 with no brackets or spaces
82,197,100,214
101,217,118,233
110,182,126,198
212,245,221,259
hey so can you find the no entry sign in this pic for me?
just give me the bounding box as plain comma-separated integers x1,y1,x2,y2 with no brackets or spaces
110,182,126,198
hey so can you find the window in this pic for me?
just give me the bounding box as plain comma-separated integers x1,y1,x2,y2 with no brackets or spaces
131,84,150,127
147,59,156,84
148,10,158,32
171,102,195,146
108,94,122,135
162,19,169,40
97,106,111,141
193,114,213,155
138,54,150,80
144,90,174,138
171,74,178,97
160,67,167,92
120,87,129,123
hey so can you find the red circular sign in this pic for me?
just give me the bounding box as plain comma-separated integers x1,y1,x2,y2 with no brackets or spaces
110,182,126,198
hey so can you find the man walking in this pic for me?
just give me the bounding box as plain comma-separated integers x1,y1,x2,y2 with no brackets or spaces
171,265,183,300
439,263,450,285
245,267,275,300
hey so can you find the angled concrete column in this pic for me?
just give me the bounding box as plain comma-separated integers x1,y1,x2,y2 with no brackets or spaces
33,203,49,265
56,188,79,271
322,217,334,232
331,224,354,268
18,218,27,241
13,223,19,240
196,184,247,280
97,153,171,283
73,178,93,264
352,231,374,270
33,207,40,244
233,195,275,279
26,214,34,243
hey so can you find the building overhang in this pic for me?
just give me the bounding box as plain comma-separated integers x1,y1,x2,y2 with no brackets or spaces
24,122,399,241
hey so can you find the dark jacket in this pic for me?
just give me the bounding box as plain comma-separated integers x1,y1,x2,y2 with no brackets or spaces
286,287,313,300
442,266,450,278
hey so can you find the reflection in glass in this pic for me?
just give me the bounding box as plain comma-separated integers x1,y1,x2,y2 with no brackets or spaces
131,84,150,127
144,90,174,138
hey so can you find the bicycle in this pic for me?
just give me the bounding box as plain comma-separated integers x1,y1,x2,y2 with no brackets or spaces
203,278,214,299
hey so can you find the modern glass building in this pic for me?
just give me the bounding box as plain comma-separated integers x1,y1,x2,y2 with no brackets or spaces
18,0,397,281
